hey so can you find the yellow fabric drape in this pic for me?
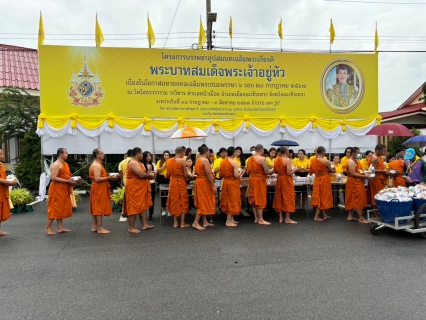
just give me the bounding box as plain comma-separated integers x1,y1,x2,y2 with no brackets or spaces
37,114,381,133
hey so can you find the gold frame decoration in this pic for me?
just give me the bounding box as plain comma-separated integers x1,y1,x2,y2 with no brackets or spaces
320,58,365,114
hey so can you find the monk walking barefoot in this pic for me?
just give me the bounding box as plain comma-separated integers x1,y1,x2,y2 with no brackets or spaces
0,149,17,236
220,147,244,227
89,148,119,234
247,144,274,225
166,146,191,228
273,147,298,224
310,146,334,222
46,148,77,235
124,148,154,233
345,147,373,224
193,146,217,230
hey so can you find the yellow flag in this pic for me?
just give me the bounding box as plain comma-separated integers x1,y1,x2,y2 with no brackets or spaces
198,17,206,49
374,24,379,54
229,16,233,39
38,11,45,50
95,13,104,47
278,18,283,39
329,19,335,44
147,17,156,46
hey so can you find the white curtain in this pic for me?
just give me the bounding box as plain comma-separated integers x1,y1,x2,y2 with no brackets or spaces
37,118,377,140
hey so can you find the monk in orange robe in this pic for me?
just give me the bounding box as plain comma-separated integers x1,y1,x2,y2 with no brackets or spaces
273,146,297,224
367,144,391,208
193,145,217,230
309,146,334,222
247,144,274,225
124,147,154,234
220,146,245,227
166,146,190,228
387,152,406,188
45,148,78,235
0,149,18,236
345,147,373,223
89,148,119,234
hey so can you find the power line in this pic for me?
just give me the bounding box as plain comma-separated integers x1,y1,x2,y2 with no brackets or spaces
324,0,426,3
1,31,425,40
213,45,426,53
0,37,198,41
0,32,198,35
163,0,182,48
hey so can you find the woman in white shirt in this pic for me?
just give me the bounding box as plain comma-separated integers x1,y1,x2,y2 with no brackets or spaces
142,151,157,220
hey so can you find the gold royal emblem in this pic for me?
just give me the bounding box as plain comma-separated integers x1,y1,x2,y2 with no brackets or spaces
67,57,104,107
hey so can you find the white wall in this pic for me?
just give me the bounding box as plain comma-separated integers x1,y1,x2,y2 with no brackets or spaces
42,131,99,155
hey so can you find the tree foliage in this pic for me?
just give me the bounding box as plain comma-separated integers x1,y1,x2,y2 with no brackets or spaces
0,87,39,143
387,127,421,156
15,130,41,190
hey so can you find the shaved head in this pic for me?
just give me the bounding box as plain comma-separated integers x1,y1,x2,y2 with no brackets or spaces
255,144,264,152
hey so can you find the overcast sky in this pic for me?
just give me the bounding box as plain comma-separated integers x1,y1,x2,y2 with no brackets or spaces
1,0,425,112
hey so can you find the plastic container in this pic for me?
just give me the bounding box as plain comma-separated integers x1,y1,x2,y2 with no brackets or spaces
412,198,426,216
375,199,412,224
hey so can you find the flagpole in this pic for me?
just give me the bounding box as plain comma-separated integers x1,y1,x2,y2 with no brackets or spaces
280,17,283,52
230,16,233,51
148,13,151,48
95,12,99,47
375,21,377,53
96,12,98,47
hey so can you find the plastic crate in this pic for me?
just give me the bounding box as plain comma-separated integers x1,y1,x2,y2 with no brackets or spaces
412,198,426,213
375,199,413,224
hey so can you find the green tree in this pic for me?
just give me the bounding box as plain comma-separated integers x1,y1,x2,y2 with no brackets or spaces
387,127,421,156
0,87,41,189
0,87,39,143
15,130,41,190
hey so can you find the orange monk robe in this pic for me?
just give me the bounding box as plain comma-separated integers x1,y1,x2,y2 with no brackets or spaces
194,159,216,215
387,160,406,188
48,162,73,220
219,159,241,215
345,160,367,211
309,158,333,211
124,162,152,216
248,157,267,209
89,164,112,216
367,156,387,206
273,158,295,213
166,158,188,216
0,163,10,222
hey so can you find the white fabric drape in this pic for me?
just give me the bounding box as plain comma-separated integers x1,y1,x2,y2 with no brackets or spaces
37,118,378,140
36,157,52,202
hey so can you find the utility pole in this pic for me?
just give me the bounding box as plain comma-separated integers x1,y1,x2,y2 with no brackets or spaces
206,0,217,50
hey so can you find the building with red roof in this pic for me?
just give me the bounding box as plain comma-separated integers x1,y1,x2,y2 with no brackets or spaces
0,44,40,168
380,84,426,129
379,83,426,150
0,44,39,94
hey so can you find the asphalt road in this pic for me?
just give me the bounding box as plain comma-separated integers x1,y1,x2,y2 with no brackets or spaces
1,194,426,320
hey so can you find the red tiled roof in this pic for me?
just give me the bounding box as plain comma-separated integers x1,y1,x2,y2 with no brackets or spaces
397,84,424,110
0,44,39,90
380,103,426,120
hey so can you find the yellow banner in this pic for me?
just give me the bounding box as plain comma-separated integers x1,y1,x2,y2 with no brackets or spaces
39,46,377,119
